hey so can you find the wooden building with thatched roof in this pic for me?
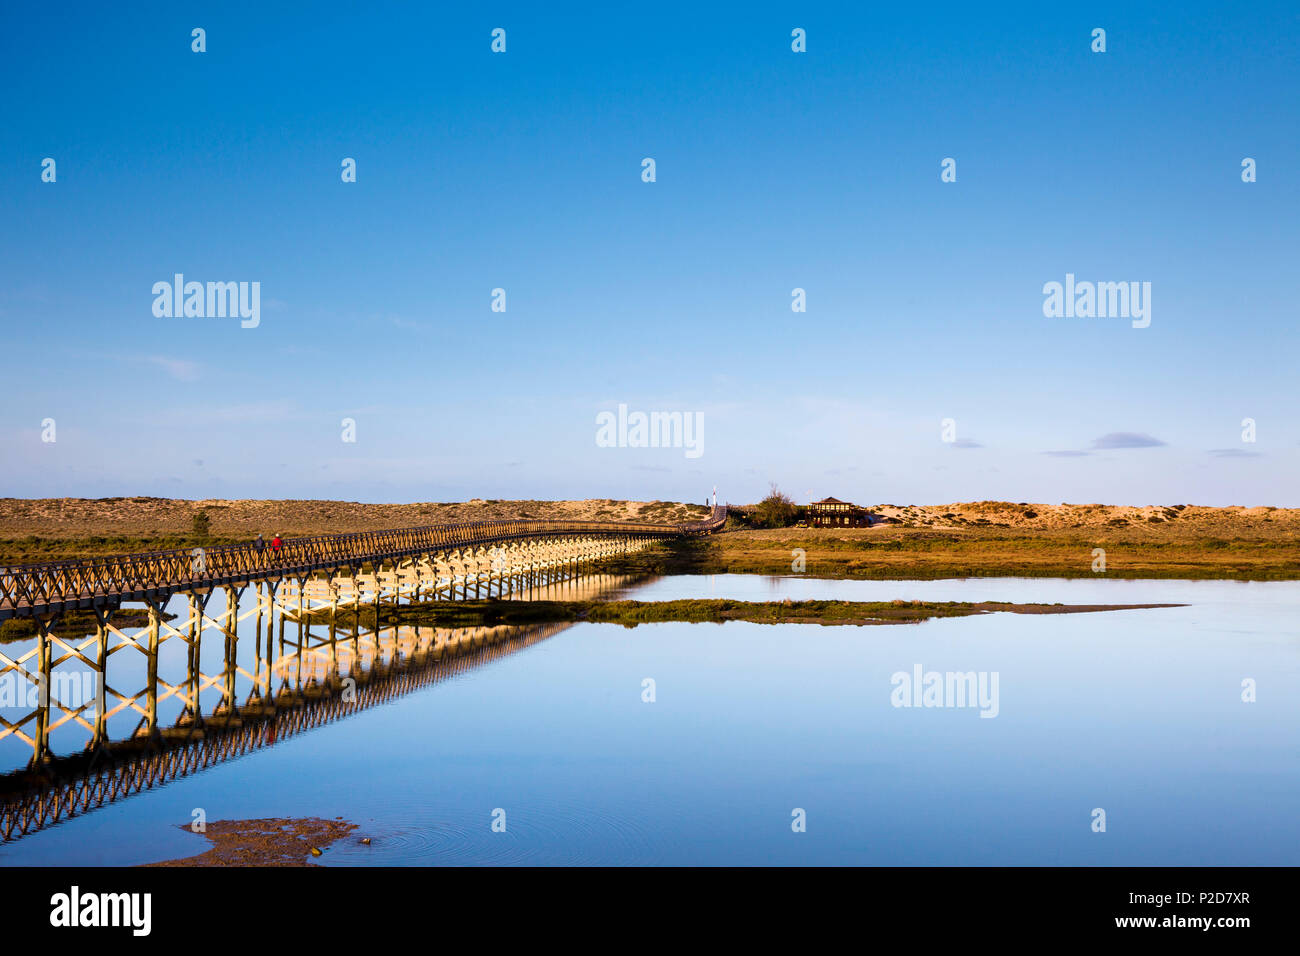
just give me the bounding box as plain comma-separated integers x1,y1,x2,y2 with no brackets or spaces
807,496,872,528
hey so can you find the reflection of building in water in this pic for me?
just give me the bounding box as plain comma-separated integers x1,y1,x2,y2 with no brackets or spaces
0,569,644,843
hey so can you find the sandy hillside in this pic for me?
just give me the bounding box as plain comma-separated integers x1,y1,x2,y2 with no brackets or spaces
867,501,1300,536
0,498,713,538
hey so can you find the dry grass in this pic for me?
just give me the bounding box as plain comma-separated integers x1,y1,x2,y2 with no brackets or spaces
702,528,1300,579
600,503,1300,580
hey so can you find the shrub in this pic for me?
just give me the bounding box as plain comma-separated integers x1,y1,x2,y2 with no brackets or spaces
752,484,797,529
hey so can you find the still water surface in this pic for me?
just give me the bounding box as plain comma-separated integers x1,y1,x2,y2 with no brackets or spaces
1,575,1295,866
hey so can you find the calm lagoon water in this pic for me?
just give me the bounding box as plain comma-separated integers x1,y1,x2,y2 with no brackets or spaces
1,575,1295,866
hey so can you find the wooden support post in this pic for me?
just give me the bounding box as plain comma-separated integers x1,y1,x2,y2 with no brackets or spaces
186,591,203,725
329,580,339,672
91,607,109,748
30,615,54,766
145,601,161,741
372,563,384,648
222,586,240,717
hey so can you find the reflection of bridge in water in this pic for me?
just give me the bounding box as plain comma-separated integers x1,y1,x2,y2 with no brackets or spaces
0,571,643,842
0,505,727,842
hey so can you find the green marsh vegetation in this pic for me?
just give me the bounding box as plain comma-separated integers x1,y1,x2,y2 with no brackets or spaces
305,598,1184,631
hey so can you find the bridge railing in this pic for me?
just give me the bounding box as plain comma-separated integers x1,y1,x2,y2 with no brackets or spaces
0,504,727,617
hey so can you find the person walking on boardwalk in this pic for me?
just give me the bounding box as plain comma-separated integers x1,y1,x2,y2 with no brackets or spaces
271,533,283,561
255,533,265,561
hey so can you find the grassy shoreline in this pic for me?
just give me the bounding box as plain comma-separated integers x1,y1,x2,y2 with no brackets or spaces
589,534,1300,581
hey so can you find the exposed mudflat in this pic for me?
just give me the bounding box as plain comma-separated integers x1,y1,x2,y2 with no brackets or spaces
145,817,361,867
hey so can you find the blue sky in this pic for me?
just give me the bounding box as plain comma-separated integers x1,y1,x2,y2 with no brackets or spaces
2,1,1297,506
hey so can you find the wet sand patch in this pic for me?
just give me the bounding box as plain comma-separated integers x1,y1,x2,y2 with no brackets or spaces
145,817,360,867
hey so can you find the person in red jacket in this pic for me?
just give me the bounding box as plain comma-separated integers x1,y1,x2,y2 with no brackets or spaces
271,533,283,560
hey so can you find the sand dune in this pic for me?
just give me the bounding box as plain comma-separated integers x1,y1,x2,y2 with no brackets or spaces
867,501,1300,536
0,497,713,537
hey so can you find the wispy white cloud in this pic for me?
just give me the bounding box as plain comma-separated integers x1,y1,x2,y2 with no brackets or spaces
142,355,200,381
1092,432,1167,449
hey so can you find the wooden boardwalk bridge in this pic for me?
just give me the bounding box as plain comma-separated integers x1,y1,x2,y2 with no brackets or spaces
0,504,726,785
